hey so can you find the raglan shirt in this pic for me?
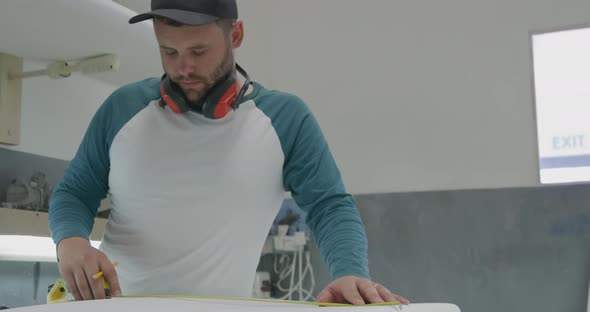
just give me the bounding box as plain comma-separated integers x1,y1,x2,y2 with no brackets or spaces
48,78,369,297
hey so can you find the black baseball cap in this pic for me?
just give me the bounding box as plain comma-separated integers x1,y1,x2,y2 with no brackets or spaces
129,0,238,25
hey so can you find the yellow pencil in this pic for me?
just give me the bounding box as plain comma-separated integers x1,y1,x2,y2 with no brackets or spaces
92,262,119,279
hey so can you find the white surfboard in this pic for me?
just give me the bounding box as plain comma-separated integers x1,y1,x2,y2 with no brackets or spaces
7,297,460,312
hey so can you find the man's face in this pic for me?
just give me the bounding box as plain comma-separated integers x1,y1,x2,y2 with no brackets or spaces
154,20,233,103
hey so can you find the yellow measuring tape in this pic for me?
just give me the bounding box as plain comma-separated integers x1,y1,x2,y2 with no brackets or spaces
123,294,401,307
48,278,401,307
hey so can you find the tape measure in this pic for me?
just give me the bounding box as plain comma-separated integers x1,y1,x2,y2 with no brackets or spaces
124,294,401,307
47,278,112,304
47,278,401,307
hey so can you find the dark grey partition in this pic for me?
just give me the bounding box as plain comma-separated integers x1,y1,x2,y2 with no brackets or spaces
311,184,590,312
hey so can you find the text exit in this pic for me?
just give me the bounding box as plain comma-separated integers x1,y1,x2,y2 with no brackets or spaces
553,134,585,150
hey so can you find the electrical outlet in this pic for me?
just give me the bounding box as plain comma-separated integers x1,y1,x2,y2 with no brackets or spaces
0,53,23,145
272,231,307,252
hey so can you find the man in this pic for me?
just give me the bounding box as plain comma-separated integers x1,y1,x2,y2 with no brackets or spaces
48,0,409,306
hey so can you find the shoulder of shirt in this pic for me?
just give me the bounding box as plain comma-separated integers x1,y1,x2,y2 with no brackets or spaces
107,77,161,105
92,77,160,113
251,82,312,116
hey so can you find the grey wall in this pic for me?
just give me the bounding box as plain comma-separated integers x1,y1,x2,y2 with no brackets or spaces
310,184,590,312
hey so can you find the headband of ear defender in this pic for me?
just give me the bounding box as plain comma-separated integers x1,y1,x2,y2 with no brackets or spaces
159,63,251,119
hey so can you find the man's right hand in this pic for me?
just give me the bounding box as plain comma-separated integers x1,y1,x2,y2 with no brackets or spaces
57,237,122,300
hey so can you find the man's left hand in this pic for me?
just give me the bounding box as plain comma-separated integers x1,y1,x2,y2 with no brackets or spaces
315,276,410,305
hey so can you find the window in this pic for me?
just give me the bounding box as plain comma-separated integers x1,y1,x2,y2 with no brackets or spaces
532,26,590,184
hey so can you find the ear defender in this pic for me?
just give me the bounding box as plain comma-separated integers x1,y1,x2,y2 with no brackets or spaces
160,75,190,114
201,74,238,119
159,63,251,119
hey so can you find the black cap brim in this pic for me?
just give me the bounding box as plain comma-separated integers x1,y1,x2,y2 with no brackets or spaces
129,9,219,25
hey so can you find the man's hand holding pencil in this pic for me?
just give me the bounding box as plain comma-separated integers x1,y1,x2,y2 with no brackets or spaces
57,237,122,300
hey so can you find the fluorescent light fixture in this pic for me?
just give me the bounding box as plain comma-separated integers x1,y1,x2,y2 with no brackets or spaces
0,235,101,262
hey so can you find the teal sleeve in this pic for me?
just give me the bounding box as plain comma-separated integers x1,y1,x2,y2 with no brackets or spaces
256,89,370,280
48,98,113,245
49,78,160,246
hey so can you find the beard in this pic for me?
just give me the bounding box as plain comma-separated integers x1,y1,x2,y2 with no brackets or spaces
170,46,234,106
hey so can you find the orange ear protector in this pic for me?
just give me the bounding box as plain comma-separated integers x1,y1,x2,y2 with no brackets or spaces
159,63,251,119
